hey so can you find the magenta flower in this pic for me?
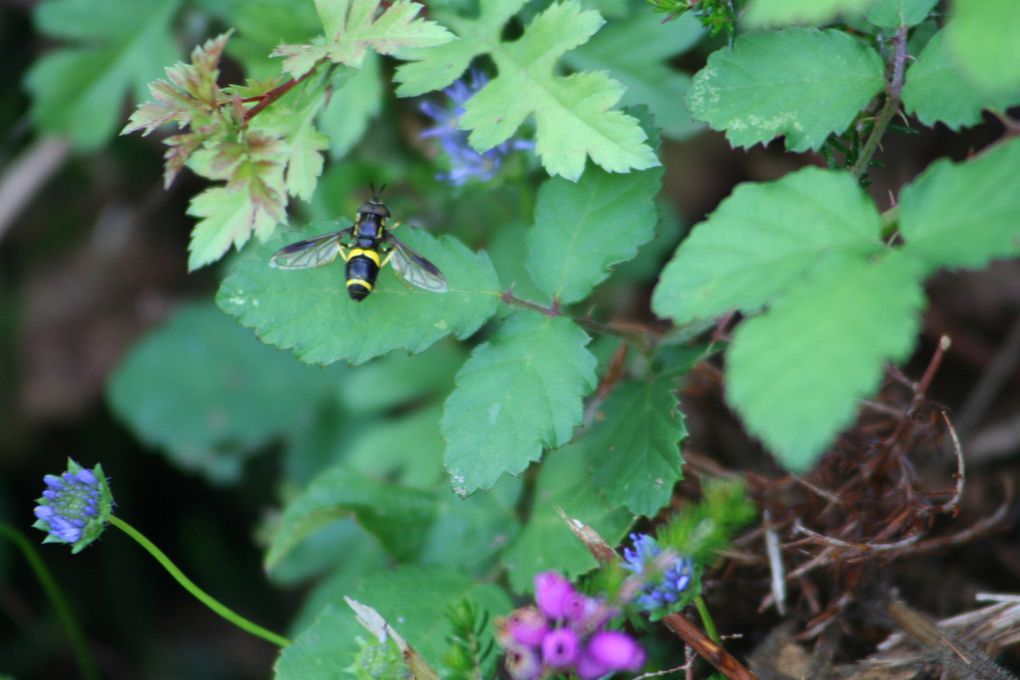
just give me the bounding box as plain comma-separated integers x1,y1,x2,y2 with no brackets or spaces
535,571,575,619
587,630,647,672
541,628,580,667
506,606,549,647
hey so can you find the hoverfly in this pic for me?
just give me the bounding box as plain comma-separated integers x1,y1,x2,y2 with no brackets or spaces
269,185,447,301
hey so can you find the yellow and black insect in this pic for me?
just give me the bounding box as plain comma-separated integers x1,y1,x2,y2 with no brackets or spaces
269,185,447,301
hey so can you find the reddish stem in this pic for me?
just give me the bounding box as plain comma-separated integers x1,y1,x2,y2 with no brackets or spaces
242,63,324,126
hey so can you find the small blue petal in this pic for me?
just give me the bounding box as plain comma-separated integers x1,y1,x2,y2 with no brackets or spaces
75,469,97,485
43,489,59,500
34,505,54,520
44,474,64,489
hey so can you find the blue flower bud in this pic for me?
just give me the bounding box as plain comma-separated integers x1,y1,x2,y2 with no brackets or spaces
33,459,113,554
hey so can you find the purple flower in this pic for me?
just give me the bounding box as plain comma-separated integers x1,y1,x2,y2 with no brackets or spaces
542,627,580,667
506,606,549,647
419,70,532,185
586,630,646,672
622,533,693,612
32,459,112,553
505,644,542,680
535,571,575,619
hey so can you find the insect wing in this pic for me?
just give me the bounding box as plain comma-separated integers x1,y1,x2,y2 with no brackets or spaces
388,234,448,293
269,229,351,269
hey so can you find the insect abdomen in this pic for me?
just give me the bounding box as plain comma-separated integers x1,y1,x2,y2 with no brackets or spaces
345,248,381,301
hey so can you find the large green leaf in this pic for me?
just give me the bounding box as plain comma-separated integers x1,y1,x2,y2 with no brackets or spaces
743,0,874,26
563,12,703,139
217,227,500,365
945,0,1020,96
687,28,885,152
652,167,883,324
726,251,926,471
458,1,660,180
525,151,663,304
864,0,937,28
441,313,597,494
107,302,337,482
26,0,180,150
500,444,633,592
898,137,1020,271
578,374,687,517
337,341,465,414
903,30,1020,131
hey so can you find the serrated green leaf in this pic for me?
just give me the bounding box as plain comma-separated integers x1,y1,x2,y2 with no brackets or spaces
459,1,659,180
274,0,455,76
107,302,337,483
652,167,883,324
526,157,663,304
864,0,937,28
217,227,500,365
562,11,704,140
225,0,321,78
899,137,1020,271
319,54,383,159
500,444,633,592
265,462,437,569
687,28,885,152
26,0,180,150
274,604,365,680
285,100,330,201
394,0,526,97
187,180,285,271
338,341,465,414
743,0,874,27
442,313,597,494
945,0,1020,96
578,374,686,516
903,30,1020,131
727,251,926,471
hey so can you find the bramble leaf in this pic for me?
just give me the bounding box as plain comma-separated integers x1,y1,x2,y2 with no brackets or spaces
26,0,180,150
726,251,926,471
562,11,704,140
652,167,883,324
577,374,687,517
217,227,500,365
687,28,885,152
899,137,1020,271
743,0,872,27
456,1,660,180
442,313,597,494
273,0,455,77
903,30,1020,131
945,0,1020,96
107,303,338,483
864,0,938,28
500,443,633,592
526,151,663,304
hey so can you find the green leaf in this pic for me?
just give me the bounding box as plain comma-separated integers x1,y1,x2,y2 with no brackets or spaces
394,0,526,97
562,11,704,139
726,251,926,471
319,54,383,159
743,0,873,27
107,302,337,483
27,0,180,150
345,405,446,489
273,0,455,76
899,137,1020,271
526,152,663,304
902,30,1020,131
687,28,885,152
458,1,660,180
274,604,364,680
500,444,633,592
442,313,597,494
864,0,937,28
187,180,285,271
945,0,1020,96
652,167,883,324
284,99,330,201
265,463,438,570
338,341,465,414
217,227,500,365
578,374,686,517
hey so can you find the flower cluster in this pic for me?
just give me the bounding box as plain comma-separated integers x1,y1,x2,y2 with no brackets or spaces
419,70,532,185
32,459,112,553
622,533,694,613
497,572,645,679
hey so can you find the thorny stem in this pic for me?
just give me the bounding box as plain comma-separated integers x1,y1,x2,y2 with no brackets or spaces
109,515,290,647
500,291,656,349
851,26,908,178
242,59,328,126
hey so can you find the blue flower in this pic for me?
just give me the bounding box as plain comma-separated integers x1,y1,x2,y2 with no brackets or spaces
419,70,532,185
622,533,693,612
33,459,113,553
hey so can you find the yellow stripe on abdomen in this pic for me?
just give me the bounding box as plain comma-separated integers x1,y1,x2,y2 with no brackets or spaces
346,278,373,291
347,248,381,266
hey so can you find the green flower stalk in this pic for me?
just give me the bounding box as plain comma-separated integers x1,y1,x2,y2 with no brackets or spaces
33,459,289,648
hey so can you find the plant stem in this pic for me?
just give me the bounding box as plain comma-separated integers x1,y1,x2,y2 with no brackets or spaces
0,522,99,680
500,291,657,348
851,25,908,178
242,60,327,126
694,594,720,643
108,515,290,647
